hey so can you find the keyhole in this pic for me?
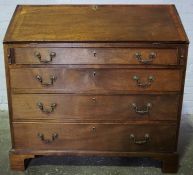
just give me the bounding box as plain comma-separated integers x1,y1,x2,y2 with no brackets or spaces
92,97,96,102
93,51,96,57
92,5,98,11
93,71,96,77
92,127,96,132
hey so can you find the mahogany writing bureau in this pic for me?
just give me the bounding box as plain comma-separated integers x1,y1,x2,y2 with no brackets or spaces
3,5,189,173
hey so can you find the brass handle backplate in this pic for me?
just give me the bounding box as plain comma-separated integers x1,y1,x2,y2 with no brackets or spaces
130,134,150,145
132,75,155,88
131,103,152,115
135,52,156,64
34,51,56,63
37,102,57,114
37,133,58,144
35,75,57,86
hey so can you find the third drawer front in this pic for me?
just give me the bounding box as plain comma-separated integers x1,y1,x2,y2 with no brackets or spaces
12,94,179,121
10,68,182,92
13,123,177,152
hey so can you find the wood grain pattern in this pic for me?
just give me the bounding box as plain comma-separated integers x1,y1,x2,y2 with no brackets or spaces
9,153,34,171
4,5,188,43
12,94,179,121
3,5,189,173
9,149,179,173
10,68,182,92
14,47,178,65
13,122,177,152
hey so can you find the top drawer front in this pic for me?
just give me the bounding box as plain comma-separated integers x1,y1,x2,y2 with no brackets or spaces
14,48,178,65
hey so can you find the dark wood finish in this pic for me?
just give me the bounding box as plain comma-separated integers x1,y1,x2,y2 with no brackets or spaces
10,68,182,92
9,153,34,171
14,47,178,65
12,122,177,152
4,5,188,43
12,94,179,121
9,149,179,172
4,5,189,173
161,153,179,173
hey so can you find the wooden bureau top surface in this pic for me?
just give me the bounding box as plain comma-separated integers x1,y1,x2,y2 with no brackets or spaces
4,5,188,44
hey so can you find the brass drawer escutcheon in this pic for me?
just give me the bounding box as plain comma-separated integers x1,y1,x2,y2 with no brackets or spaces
93,50,97,57
92,5,98,11
92,126,96,132
92,97,96,102
93,71,96,77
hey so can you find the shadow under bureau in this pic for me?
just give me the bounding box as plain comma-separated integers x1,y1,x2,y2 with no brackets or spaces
3,5,189,173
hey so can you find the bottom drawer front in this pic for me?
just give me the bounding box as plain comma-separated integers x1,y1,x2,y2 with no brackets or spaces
13,123,176,152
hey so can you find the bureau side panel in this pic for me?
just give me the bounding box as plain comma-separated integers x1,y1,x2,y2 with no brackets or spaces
3,44,15,147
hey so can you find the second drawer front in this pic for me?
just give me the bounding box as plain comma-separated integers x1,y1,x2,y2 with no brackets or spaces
13,123,177,152
10,68,182,92
12,94,179,121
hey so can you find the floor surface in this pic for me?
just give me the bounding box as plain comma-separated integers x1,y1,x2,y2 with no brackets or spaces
0,111,193,175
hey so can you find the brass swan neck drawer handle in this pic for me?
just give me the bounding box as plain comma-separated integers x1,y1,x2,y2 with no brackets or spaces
135,52,156,64
37,133,58,144
131,103,152,115
35,75,57,86
34,51,56,63
37,102,57,114
130,134,150,145
132,75,155,88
